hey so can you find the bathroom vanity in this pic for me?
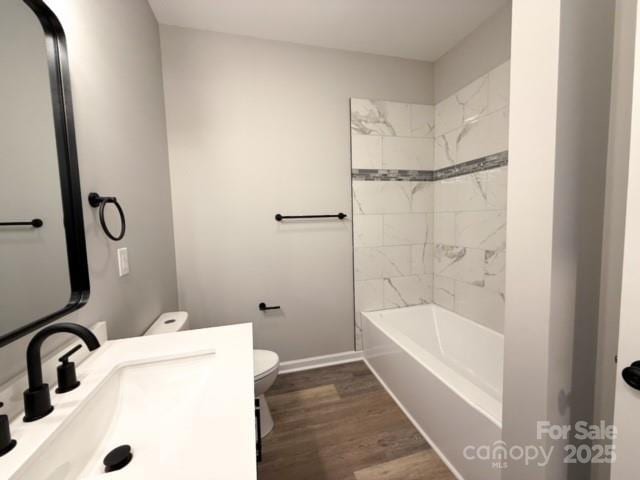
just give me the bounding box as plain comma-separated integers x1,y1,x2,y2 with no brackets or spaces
0,324,257,479
0,2,256,477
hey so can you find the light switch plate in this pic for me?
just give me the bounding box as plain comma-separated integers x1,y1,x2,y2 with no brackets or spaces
117,247,130,276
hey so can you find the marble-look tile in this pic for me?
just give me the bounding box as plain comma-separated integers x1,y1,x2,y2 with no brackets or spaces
433,245,484,286
355,279,384,313
410,104,435,137
377,246,413,277
435,111,509,168
423,274,434,302
489,61,510,113
351,135,382,169
352,181,381,215
354,247,382,281
409,182,434,213
456,109,509,164
383,213,430,246
380,101,411,137
455,210,506,250
382,137,434,170
434,130,458,169
433,212,456,245
485,166,508,209
353,181,412,215
411,243,433,275
456,75,490,123
434,174,487,212
435,75,489,136
485,247,506,294
350,99,412,136
454,281,505,333
352,180,434,215
383,275,432,308
425,213,435,244
435,95,463,137
488,108,509,154
353,214,383,247
456,118,489,164
433,275,455,310
354,246,412,280
351,85,508,336
351,98,395,136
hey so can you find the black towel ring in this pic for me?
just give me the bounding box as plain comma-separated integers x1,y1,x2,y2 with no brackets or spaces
88,192,126,241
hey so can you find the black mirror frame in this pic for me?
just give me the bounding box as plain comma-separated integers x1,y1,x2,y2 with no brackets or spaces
0,0,90,348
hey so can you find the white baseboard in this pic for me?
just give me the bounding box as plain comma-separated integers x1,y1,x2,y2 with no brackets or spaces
364,357,465,480
279,350,363,374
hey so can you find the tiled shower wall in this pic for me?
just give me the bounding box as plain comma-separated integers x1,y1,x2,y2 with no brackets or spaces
351,99,436,350
432,62,509,333
351,61,510,348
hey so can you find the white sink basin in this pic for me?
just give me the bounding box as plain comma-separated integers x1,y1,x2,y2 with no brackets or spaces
16,354,215,479
2,324,257,480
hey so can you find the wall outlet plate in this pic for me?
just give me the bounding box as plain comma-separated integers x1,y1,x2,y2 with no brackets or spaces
117,247,130,277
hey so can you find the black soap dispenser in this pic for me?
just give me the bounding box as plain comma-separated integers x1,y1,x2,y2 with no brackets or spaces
55,345,82,394
0,402,17,457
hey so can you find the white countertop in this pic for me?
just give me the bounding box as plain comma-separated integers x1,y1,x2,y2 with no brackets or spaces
0,323,257,480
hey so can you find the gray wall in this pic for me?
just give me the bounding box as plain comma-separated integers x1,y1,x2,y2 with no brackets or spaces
160,26,433,361
592,1,636,479
0,0,178,386
433,3,512,103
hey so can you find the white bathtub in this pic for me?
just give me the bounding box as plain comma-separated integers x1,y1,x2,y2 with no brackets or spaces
362,304,503,480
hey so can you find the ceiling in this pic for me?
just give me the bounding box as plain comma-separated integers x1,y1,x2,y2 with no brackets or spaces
148,0,507,62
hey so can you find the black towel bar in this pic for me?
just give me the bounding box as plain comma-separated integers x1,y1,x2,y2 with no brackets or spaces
0,219,43,228
275,213,347,221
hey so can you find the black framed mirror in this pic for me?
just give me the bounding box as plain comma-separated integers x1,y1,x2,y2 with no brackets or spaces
0,0,89,347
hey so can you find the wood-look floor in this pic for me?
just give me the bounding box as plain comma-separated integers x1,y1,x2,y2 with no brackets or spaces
257,361,455,480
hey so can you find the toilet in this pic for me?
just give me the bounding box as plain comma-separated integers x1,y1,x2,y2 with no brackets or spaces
145,312,280,438
144,311,191,334
253,349,280,437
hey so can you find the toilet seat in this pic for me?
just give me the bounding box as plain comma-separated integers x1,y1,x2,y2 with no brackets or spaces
254,349,279,380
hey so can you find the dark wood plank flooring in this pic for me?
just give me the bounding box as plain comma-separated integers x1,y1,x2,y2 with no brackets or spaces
257,361,455,480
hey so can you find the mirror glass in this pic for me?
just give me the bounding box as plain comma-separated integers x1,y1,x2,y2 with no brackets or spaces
0,0,71,338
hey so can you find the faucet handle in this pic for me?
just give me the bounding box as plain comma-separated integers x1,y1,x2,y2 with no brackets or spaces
55,345,83,394
58,344,82,364
0,402,17,457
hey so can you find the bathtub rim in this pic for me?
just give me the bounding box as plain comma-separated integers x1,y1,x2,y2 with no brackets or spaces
362,304,503,429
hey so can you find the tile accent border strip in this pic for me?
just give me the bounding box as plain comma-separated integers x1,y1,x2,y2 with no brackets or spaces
435,151,508,180
352,151,508,182
351,169,434,182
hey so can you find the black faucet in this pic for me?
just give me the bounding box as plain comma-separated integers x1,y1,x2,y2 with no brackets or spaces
23,323,100,422
0,402,16,456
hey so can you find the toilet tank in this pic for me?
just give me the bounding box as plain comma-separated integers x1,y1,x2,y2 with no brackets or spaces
144,312,190,336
